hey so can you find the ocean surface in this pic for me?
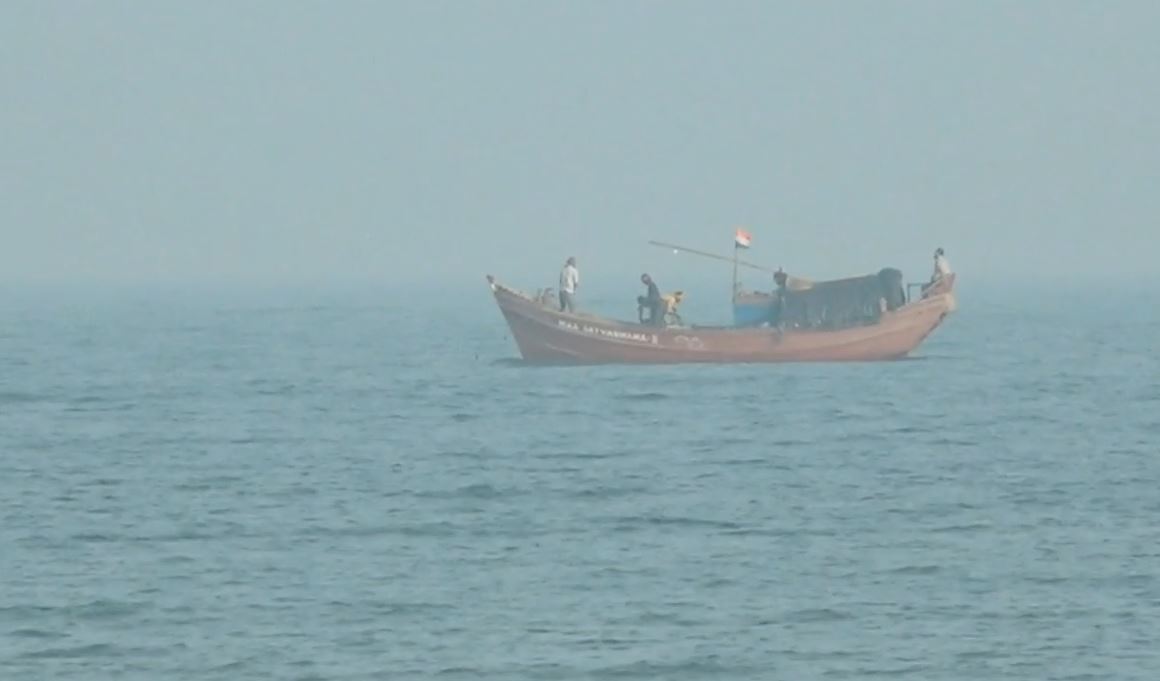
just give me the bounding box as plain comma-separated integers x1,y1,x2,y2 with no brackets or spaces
1,282,1158,680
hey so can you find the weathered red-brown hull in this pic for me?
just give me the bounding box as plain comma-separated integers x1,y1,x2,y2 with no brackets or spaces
486,274,956,364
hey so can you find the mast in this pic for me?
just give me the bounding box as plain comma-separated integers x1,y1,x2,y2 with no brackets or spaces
732,242,739,302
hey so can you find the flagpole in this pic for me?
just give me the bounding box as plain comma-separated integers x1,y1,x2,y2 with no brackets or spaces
732,242,739,302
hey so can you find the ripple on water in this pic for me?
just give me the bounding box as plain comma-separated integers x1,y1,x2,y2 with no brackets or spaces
413,483,514,500
18,643,122,660
0,391,50,405
590,658,768,679
784,608,855,623
7,628,69,640
614,391,672,401
609,515,744,532
73,599,150,621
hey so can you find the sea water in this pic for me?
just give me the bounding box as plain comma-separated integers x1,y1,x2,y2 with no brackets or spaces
1,283,1157,679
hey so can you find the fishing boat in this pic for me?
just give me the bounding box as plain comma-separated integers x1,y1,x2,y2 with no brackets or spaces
484,267,957,364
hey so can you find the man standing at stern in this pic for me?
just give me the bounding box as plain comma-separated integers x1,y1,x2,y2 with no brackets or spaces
932,248,952,281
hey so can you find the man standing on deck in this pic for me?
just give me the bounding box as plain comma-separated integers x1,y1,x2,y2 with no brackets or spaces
559,257,579,312
931,248,952,282
637,273,663,326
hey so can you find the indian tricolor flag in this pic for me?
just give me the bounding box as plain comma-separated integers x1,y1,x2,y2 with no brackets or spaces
734,228,752,249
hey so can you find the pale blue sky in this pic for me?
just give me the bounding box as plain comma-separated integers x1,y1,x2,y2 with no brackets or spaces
2,1,1157,289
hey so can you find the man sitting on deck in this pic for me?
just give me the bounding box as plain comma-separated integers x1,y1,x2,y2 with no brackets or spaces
637,273,664,326
660,291,684,326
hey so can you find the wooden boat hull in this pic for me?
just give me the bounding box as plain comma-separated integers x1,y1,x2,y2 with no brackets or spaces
486,274,956,364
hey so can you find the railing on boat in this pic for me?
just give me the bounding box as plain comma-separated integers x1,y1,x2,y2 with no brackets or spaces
906,282,925,303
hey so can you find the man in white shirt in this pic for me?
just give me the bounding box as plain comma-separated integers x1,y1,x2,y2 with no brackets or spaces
932,247,952,281
559,256,579,312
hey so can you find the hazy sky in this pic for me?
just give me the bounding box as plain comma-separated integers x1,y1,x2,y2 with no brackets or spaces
3,1,1157,289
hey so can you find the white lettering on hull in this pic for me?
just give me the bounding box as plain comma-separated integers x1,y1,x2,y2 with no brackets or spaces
557,319,659,345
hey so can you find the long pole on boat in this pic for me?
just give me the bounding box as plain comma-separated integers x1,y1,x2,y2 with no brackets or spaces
649,239,811,299
647,240,777,274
